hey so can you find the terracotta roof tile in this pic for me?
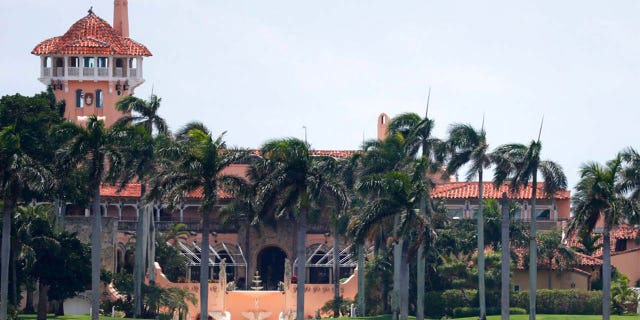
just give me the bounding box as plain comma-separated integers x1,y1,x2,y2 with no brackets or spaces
247,149,358,159
99,184,232,199
32,12,151,56
432,181,570,200
566,225,640,257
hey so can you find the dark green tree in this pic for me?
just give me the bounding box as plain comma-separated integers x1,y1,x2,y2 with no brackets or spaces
251,138,347,320
568,155,636,320
492,139,567,320
150,122,246,320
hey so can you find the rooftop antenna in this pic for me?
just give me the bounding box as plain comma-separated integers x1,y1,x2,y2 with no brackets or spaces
425,86,432,118
537,115,544,142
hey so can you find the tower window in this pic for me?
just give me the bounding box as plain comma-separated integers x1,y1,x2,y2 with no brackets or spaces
76,89,83,108
69,57,79,67
97,57,108,68
83,57,95,68
95,90,103,108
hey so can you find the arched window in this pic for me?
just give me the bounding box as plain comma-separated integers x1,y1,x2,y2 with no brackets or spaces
95,90,103,108
76,89,83,108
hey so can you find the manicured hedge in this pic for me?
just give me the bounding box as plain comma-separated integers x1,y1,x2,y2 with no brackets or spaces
426,289,602,317
452,307,526,318
512,289,603,314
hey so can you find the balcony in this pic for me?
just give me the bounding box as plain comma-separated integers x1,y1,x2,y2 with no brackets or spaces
39,59,143,87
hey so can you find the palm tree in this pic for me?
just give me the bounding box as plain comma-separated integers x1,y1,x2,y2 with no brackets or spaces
388,112,442,320
251,138,347,320
356,134,406,318
150,122,246,320
351,159,432,320
492,140,567,320
116,93,168,317
0,126,49,320
445,123,491,318
59,116,143,320
568,155,636,320
621,147,640,204
536,227,576,289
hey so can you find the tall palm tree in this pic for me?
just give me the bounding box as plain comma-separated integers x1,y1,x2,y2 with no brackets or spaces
150,122,246,320
568,155,636,320
251,138,347,320
351,159,432,320
0,126,49,320
388,112,442,320
357,133,407,318
116,94,168,317
445,123,491,318
492,140,566,320
59,116,143,320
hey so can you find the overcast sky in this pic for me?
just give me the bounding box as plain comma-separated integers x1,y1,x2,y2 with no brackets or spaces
1,1,639,188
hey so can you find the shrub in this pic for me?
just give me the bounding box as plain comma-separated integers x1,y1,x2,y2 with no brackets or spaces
453,306,527,318
512,289,602,314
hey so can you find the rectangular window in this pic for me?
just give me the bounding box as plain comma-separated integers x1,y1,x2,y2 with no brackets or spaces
82,57,95,68
535,208,550,220
514,284,520,292
75,89,83,108
95,90,103,108
97,57,108,68
69,56,79,67
446,208,463,219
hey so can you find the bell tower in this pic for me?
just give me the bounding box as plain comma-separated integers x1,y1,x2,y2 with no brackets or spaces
32,2,151,127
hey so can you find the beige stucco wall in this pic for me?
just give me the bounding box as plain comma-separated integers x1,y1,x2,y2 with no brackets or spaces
513,269,590,291
611,249,640,285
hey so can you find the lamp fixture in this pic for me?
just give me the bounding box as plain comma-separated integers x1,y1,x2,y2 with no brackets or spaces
213,231,218,243
324,232,330,244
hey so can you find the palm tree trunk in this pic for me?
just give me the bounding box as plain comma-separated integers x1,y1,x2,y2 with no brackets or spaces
200,210,211,320
91,185,102,320
602,229,611,320
0,196,15,320
399,243,409,320
416,198,426,320
478,170,486,318
133,204,145,317
392,215,401,320
529,176,538,320
148,206,157,284
36,282,49,320
296,213,308,320
500,193,510,320
332,222,340,318
357,244,365,316
548,262,552,289
25,282,35,313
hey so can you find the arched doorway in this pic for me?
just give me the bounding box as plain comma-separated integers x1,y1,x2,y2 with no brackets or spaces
257,246,287,290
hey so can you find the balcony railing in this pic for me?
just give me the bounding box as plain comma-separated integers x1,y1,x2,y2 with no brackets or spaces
68,67,79,76
98,68,109,77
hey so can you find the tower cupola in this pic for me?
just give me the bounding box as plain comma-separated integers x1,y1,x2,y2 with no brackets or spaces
31,2,151,127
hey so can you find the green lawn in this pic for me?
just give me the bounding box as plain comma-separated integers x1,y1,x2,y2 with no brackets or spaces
17,314,640,320
453,315,639,320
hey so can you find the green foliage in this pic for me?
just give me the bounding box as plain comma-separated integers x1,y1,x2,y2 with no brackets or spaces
611,273,638,315
321,296,355,317
154,240,187,282
452,307,527,318
511,290,603,314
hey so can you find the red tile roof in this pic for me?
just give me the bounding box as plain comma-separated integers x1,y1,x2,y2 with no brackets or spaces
432,181,570,200
100,184,233,199
32,12,151,56
566,224,640,257
248,149,359,159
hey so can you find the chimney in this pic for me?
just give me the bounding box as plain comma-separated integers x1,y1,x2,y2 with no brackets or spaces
377,113,389,141
113,0,129,37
